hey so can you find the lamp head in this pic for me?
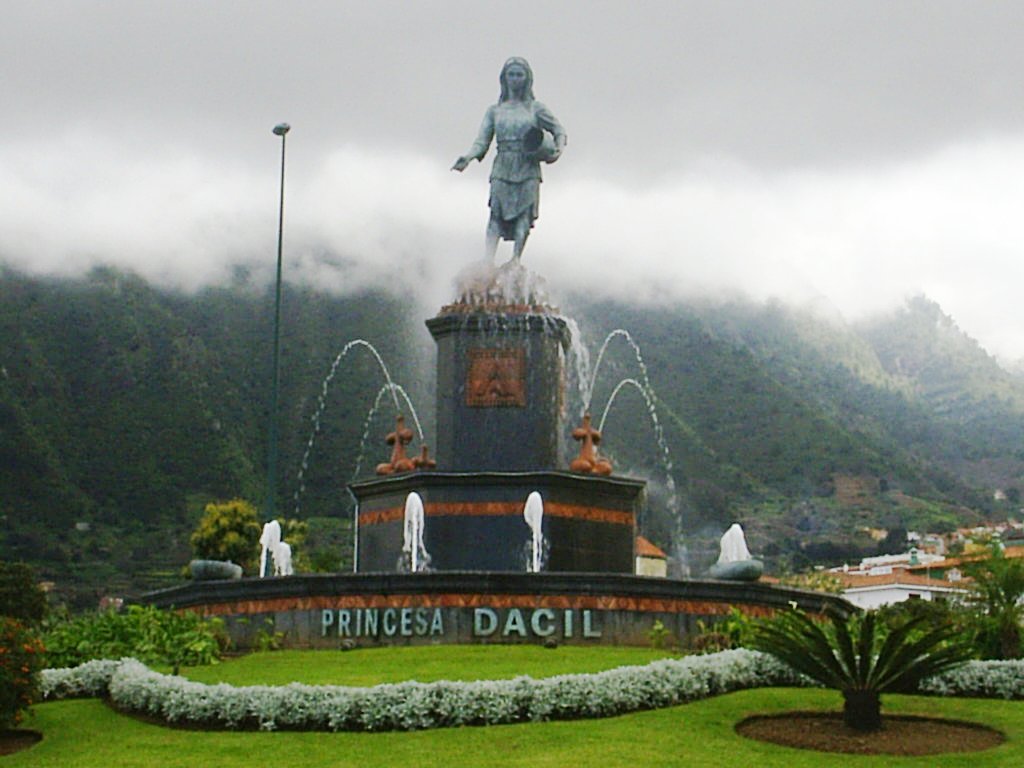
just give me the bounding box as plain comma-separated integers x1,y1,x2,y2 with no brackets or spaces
273,123,291,136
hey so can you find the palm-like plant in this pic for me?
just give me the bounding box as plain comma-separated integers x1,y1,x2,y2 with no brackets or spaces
753,608,973,731
966,546,1024,659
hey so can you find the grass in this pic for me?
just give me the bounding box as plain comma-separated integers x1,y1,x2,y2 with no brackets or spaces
9,690,1022,768
174,645,677,686
10,648,1023,767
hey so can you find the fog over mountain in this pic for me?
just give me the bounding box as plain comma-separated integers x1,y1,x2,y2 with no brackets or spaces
4,2,1024,358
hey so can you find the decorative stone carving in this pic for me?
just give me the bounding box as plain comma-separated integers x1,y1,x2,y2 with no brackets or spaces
569,413,613,475
376,414,415,475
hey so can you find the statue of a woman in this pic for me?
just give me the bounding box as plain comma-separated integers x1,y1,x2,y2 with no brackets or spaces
452,57,567,264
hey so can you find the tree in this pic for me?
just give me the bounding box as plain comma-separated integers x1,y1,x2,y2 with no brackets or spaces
189,499,261,574
0,562,47,623
753,608,972,731
966,546,1024,659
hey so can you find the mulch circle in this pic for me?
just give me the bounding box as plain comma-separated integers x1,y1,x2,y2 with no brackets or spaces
0,729,42,757
736,711,1005,756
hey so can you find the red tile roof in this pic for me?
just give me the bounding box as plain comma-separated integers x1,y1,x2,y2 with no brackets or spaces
635,536,667,559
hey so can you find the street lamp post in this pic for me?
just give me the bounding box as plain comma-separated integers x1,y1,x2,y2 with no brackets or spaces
264,122,290,570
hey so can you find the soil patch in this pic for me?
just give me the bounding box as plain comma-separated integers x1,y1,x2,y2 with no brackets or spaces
736,711,1004,756
0,729,42,757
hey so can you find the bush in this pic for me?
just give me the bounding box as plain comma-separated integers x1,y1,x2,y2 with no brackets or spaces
190,499,261,575
920,659,1024,700
753,608,973,731
688,606,758,653
0,617,46,728
966,546,1024,659
39,653,1024,732
101,649,799,731
42,605,228,671
0,561,47,624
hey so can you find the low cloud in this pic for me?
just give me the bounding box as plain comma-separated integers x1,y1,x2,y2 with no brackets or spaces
3,133,1024,358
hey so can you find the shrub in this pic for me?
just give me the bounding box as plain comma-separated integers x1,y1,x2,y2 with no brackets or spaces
39,653,1024,732
0,617,46,728
753,608,973,731
966,545,1024,659
42,605,228,671
100,649,799,731
190,499,261,574
688,606,757,653
0,561,47,624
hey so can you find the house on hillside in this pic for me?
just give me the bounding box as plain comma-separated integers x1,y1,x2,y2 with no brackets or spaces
829,544,1024,608
835,570,968,610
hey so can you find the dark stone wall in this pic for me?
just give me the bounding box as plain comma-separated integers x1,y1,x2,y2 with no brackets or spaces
350,471,643,573
143,572,855,650
426,313,570,472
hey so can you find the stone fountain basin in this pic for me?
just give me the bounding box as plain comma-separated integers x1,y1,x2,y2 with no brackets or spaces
143,571,851,650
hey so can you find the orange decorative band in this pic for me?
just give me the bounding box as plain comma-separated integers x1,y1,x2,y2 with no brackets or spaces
188,592,777,619
359,501,633,527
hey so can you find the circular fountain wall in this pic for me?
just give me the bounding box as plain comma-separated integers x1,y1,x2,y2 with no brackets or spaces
145,572,851,648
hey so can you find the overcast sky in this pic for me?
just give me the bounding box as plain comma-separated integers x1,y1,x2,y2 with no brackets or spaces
3,1,1024,359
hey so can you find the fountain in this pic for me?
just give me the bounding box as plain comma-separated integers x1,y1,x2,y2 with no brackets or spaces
142,59,851,646
146,261,848,647
523,492,544,573
708,523,764,582
401,492,429,573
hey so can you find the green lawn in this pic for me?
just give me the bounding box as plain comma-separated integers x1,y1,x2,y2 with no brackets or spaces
174,645,678,686
9,648,1022,767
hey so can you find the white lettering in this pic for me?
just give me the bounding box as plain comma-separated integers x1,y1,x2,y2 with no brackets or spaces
414,608,429,636
474,608,498,636
530,608,556,637
321,609,334,637
400,608,413,636
338,609,352,637
364,609,378,636
430,608,444,636
564,610,573,638
583,610,602,638
383,608,397,636
502,608,528,637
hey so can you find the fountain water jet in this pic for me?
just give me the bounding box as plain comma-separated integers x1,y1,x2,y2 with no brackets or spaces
402,492,429,573
293,346,424,516
523,492,544,573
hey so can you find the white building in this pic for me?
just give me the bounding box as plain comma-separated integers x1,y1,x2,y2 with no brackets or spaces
836,571,969,610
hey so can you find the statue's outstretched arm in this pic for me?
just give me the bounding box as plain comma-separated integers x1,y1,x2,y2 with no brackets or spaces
452,106,495,172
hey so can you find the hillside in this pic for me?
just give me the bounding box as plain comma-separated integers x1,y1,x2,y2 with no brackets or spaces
2,268,1022,602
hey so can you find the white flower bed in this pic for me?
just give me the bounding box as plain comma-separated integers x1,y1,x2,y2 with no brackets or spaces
918,659,1024,700
39,658,122,700
38,651,1023,732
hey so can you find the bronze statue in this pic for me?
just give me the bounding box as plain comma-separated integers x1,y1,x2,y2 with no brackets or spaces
452,57,566,264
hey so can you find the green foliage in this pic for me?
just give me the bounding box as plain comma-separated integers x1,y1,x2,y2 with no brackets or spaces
0,616,45,728
189,499,261,574
8,268,1024,598
646,619,670,649
752,608,973,731
778,570,844,593
0,561,48,623
688,606,757,653
304,516,353,573
278,517,309,573
966,546,1024,659
42,604,227,672
254,628,285,653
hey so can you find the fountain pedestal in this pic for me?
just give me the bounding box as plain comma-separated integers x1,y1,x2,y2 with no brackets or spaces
352,471,642,572
426,311,569,472
350,298,642,574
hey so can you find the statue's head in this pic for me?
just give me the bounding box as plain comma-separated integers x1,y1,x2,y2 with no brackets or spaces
499,57,535,102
